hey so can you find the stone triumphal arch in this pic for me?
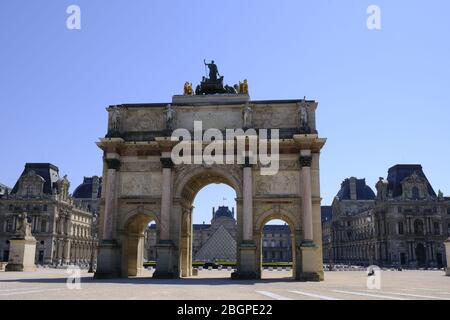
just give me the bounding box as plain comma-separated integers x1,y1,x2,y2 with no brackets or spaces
94,72,326,281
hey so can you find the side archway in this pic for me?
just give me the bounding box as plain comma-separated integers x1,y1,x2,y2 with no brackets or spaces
254,207,301,279
120,208,159,277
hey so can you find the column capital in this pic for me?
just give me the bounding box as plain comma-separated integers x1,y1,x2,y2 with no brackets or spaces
160,157,174,169
105,158,121,170
299,155,312,167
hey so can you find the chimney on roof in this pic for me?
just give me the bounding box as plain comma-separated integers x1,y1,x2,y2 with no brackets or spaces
349,177,357,200
212,207,215,219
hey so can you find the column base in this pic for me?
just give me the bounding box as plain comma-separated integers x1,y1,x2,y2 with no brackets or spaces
153,240,178,279
5,264,36,272
445,268,450,276
94,240,120,279
232,241,259,280
299,242,324,282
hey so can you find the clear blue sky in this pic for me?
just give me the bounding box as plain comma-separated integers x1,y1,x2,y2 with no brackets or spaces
1,1,449,224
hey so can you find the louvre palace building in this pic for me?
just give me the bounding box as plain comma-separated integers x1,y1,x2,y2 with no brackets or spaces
323,164,450,268
0,163,99,266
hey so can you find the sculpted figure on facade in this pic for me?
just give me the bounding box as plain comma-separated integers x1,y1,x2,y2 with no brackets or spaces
298,99,309,131
164,104,176,131
375,177,389,200
110,106,121,133
239,79,249,94
183,82,193,95
242,103,253,128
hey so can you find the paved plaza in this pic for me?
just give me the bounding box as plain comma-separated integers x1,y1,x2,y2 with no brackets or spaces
0,269,449,300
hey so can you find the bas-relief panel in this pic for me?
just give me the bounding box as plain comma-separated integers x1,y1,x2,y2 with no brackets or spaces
175,109,242,130
121,172,162,196
252,106,297,128
123,109,165,132
255,171,299,195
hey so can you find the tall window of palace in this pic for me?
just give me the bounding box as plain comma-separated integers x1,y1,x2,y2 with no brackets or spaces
40,220,47,233
414,219,424,235
433,222,440,235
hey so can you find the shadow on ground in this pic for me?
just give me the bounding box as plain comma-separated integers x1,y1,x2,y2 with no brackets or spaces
0,275,297,286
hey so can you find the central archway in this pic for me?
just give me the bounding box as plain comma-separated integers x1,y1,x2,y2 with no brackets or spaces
174,166,243,278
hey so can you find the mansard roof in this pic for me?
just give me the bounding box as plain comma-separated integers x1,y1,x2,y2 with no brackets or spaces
387,164,436,198
11,163,60,195
336,177,376,200
213,206,234,219
73,176,102,199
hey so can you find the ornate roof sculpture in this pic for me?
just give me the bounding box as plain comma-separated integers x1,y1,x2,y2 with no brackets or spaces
182,60,248,96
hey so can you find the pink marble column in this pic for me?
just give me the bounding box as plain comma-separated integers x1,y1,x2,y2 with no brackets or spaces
300,154,314,244
243,163,253,241
160,158,173,240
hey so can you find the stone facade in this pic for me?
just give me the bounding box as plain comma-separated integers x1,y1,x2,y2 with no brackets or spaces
328,165,450,268
95,92,326,281
0,163,97,266
145,206,293,263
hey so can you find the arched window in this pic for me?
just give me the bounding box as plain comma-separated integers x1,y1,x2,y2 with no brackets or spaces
412,187,420,200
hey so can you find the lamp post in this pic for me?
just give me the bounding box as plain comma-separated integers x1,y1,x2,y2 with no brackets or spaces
88,214,98,274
